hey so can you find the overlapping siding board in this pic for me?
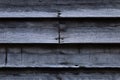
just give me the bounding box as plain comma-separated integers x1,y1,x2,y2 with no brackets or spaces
0,47,5,67
0,69,119,80
0,0,120,17
59,19,120,43
0,44,119,68
0,0,58,18
0,0,120,79
57,0,120,17
0,19,58,43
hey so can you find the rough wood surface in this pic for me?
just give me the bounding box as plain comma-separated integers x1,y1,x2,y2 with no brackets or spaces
0,44,120,68
60,19,120,43
0,0,120,17
0,69,119,80
22,46,58,67
60,9,120,18
0,12,58,18
7,48,22,67
0,48,5,67
0,19,58,43
0,0,58,18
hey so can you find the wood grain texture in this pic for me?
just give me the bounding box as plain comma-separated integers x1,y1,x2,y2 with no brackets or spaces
0,47,5,67
56,44,120,68
0,0,58,18
57,0,120,17
60,19,120,43
2,44,120,68
0,0,120,17
0,12,58,18
22,45,58,67
0,69,118,80
7,48,22,67
60,9,120,18
0,19,58,43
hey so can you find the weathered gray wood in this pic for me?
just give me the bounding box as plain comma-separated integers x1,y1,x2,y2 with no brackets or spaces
0,0,120,17
0,69,117,80
22,45,58,67
0,0,58,18
60,19,120,43
0,47,5,67
76,45,120,68
0,19,58,43
58,0,120,17
4,44,120,68
0,12,58,18
60,9,120,18
7,48,22,67
57,45,120,68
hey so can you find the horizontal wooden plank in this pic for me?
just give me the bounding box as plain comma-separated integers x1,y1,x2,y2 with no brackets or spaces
7,48,22,67
0,19,58,43
0,69,119,80
1,44,120,68
60,19,120,43
57,0,120,17
0,48,5,67
60,9,120,18
6,45,58,67
60,44,120,68
0,12,58,18
0,0,120,17
0,0,58,18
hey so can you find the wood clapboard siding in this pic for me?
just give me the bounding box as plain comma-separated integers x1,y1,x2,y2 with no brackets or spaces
0,44,119,68
57,0,120,17
0,19,58,43
1,18,120,43
0,68,119,80
0,12,58,18
0,0,120,79
0,0,58,18
60,19,120,43
0,48,5,67
0,0,120,17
